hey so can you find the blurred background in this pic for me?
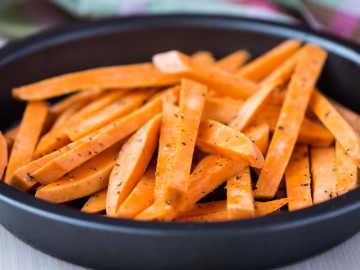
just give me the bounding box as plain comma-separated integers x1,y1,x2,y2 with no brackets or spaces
0,0,359,47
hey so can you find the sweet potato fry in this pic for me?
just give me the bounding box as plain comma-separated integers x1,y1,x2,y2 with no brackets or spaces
216,50,250,72
135,201,178,221
331,100,360,134
229,79,283,131
254,105,334,146
60,89,130,131
176,200,227,219
31,92,163,183
51,98,89,130
0,132,8,179
177,199,288,221
254,198,288,216
49,88,103,116
10,136,89,191
136,152,245,221
203,97,243,124
66,90,155,141
153,50,257,99
35,90,137,158
227,166,255,219
33,128,71,159
285,145,313,211
203,98,333,146
309,90,360,168
229,50,301,131
336,141,358,195
260,49,300,86
185,155,245,211
311,146,338,204
4,126,18,152
161,79,207,210
153,96,179,201
243,123,270,155
33,99,91,158
5,101,48,183
35,143,123,202
13,63,179,100
176,210,228,222
255,44,327,199
196,119,264,168
106,114,161,216
116,161,156,218
237,39,301,82
82,189,107,214
191,51,215,66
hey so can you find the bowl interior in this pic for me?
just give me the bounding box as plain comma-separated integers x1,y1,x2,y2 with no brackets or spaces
0,15,360,228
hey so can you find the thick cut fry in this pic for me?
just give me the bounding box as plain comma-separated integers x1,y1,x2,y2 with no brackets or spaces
5,101,48,183
31,93,163,183
311,147,338,204
227,166,255,219
153,98,179,201
176,201,227,219
177,199,288,221
67,90,154,141
229,79,282,131
64,89,130,133
243,123,270,155
260,50,300,86
216,50,250,72
33,129,71,159
185,155,245,210
153,51,257,99
0,132,8,179
309,90,360,168
33,99,91,158
4,126,19,152
230,51,300,131
106,114,161,216
10,137,89,191
254,199,288,216
35,90,137,158
336,142,358,195
203,97,243,124
162,79,207,210
196,119,264,168
13,63,179,100
254,105,334,146
136,154,246,221
176,210,228,222
331,100,360,134
255,45,327,199
268,88,287,106
51,98,89,130
285,145,313,211
116,162,156,218
135,201,178,221
49,88,103,116
82,189,107,214
237,40,301,82
35,143,122,202
203,98,333,146
191,51,215,66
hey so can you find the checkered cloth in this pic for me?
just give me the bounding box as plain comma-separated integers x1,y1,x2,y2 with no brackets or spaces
0,0,359,44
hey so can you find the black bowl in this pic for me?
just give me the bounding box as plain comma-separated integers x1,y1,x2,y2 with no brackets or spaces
1,15,360,270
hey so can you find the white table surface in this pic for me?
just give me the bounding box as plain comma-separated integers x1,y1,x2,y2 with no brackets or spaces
1,224,359,270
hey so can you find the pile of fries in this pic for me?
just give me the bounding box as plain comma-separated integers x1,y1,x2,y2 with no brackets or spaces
0,39,359,222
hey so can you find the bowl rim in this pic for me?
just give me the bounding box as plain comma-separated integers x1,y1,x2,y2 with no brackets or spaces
1,14,360,236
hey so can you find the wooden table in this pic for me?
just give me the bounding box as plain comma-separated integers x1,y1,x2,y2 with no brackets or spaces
1,224,359,270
